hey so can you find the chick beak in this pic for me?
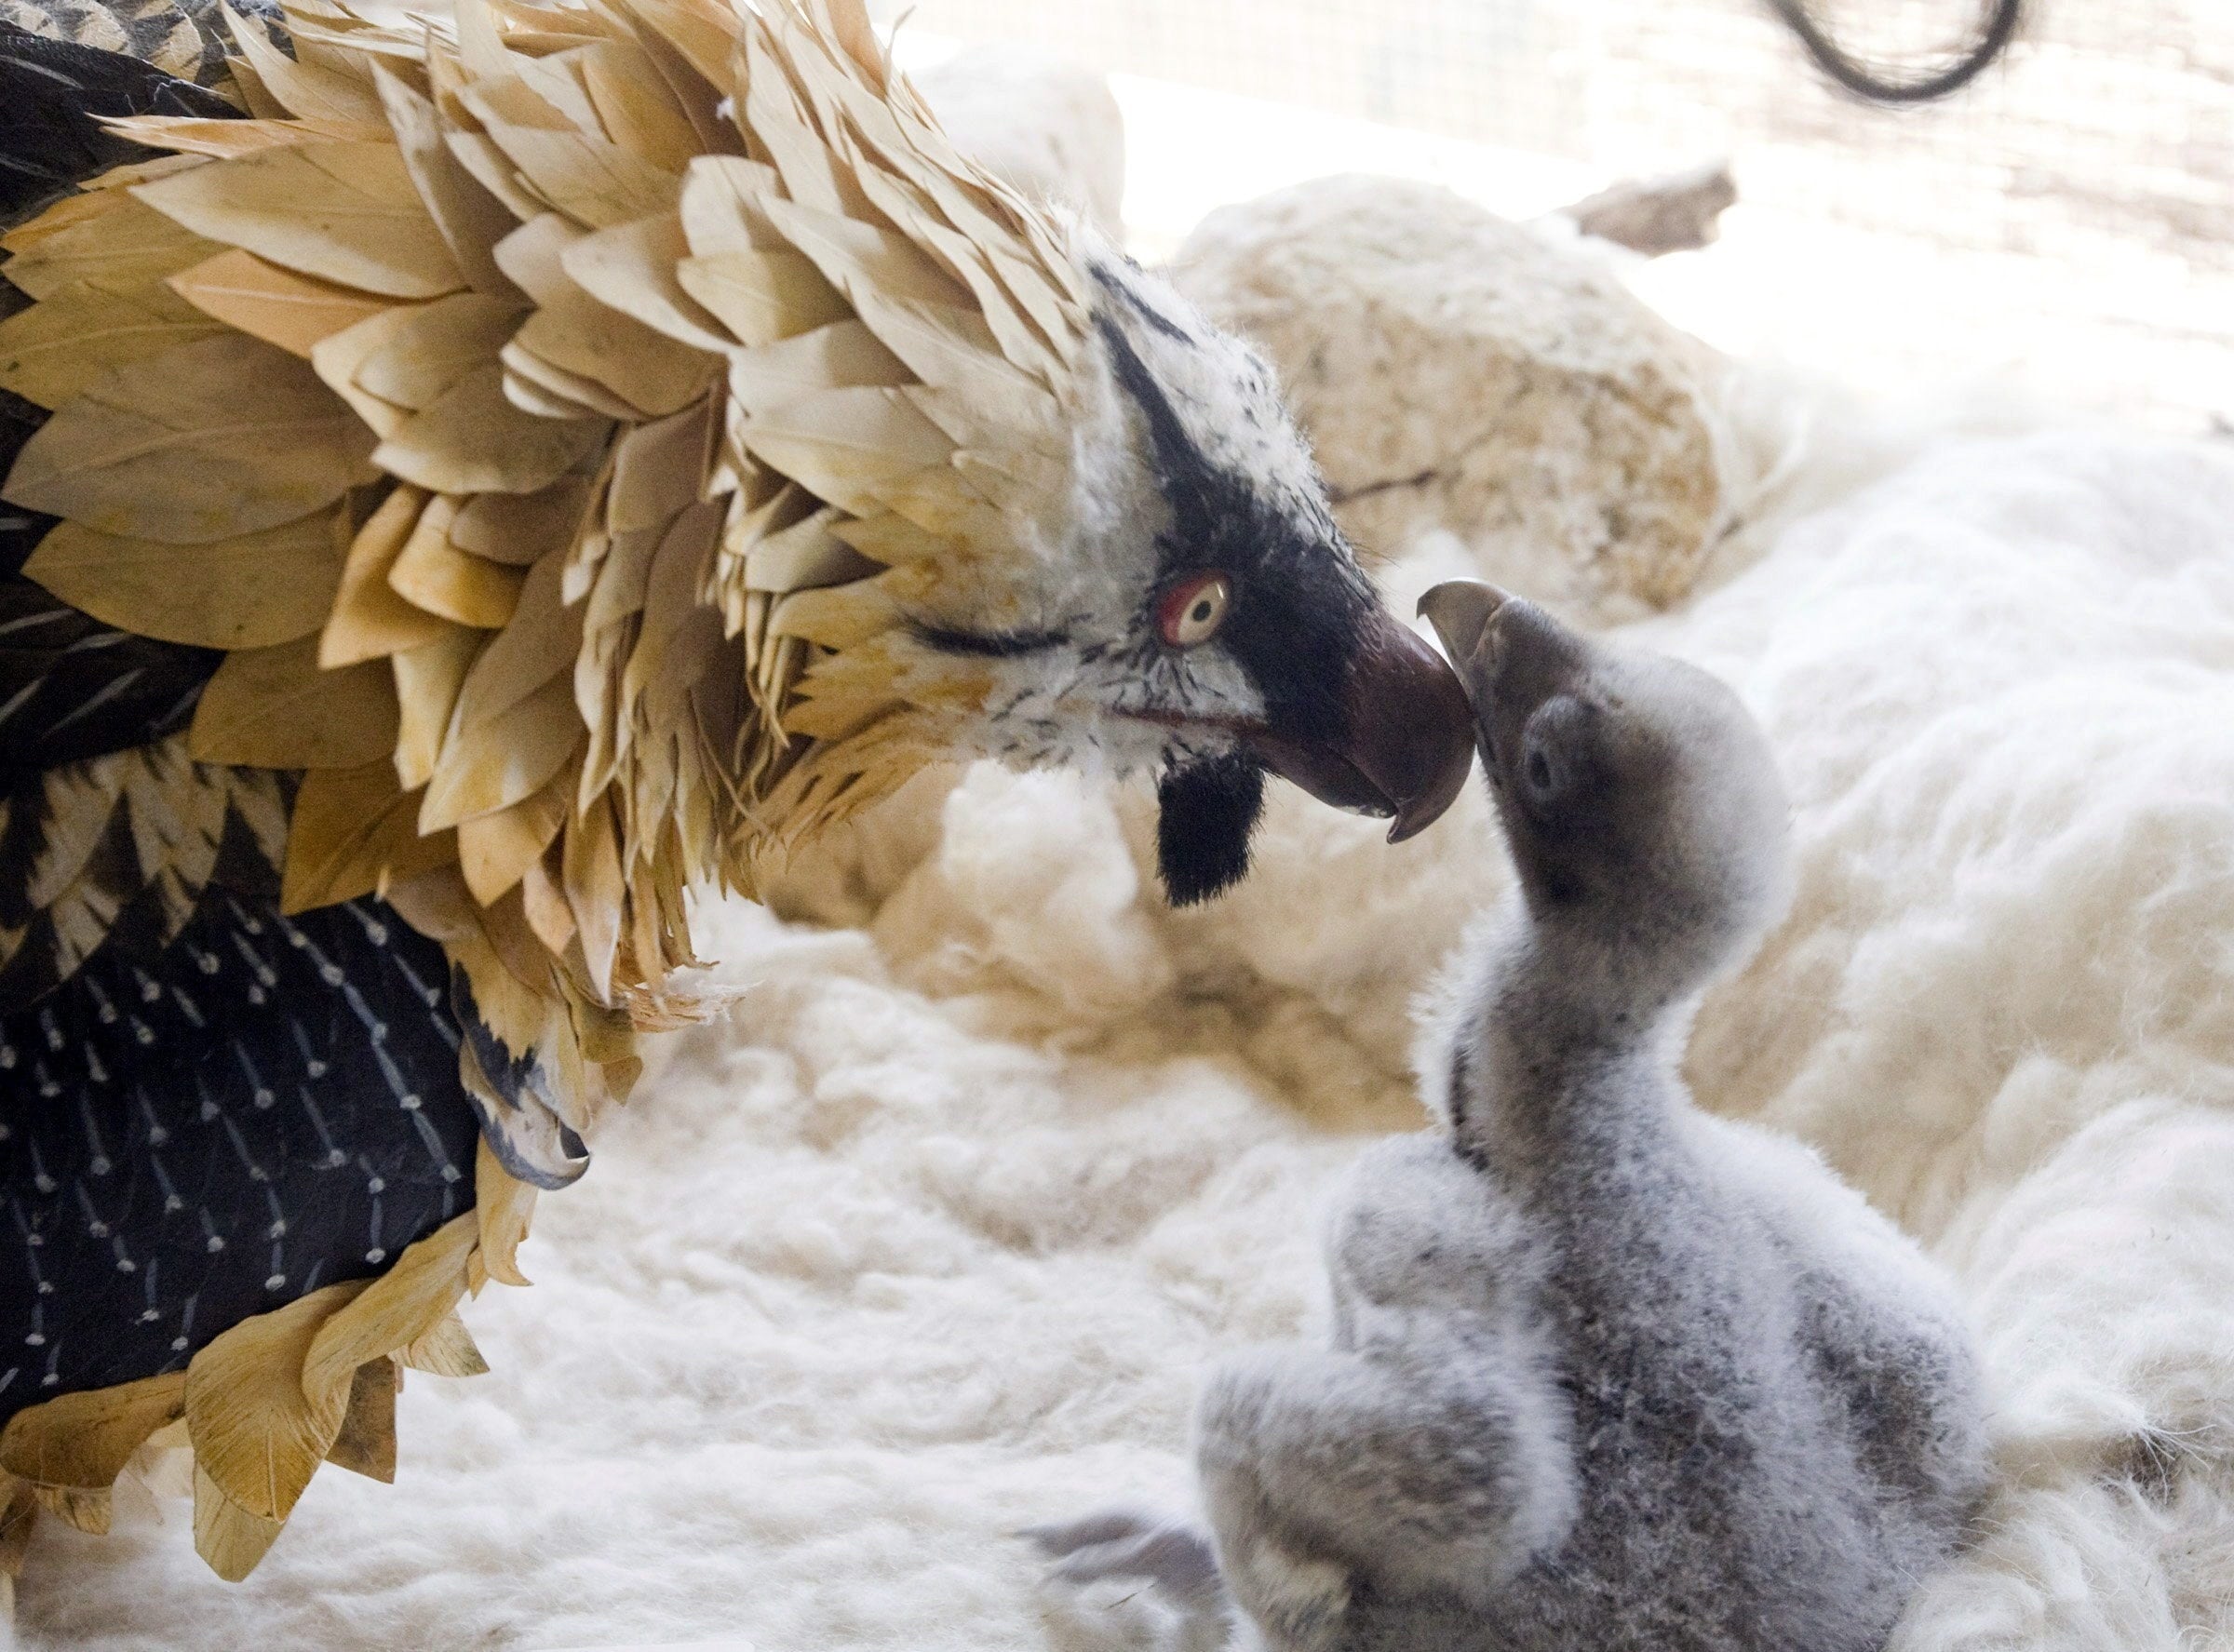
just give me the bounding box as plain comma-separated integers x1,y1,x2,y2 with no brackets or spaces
1417,579,1512,689
1243,602,1476,843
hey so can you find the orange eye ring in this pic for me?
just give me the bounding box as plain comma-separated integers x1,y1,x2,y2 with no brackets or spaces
1157,571,1232,648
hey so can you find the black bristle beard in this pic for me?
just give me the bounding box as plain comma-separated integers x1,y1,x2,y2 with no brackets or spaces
1156,754,1267,907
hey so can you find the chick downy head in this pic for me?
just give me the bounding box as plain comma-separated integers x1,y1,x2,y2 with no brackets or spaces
1420,582,1793,1001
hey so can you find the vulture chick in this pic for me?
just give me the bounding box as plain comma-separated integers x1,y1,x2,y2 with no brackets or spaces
1036,584,1987,1651
0,0,1471,1580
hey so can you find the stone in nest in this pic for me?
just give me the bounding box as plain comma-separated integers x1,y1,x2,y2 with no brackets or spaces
1171,176,1732,624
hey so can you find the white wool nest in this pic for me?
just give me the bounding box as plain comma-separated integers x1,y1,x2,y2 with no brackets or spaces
20,222,2234,1651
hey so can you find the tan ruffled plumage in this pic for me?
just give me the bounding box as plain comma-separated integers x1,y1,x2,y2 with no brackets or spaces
0,0,1091,1578
0,1199,505,1578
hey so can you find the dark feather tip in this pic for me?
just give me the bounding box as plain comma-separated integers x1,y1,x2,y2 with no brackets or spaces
1155,754,1265,907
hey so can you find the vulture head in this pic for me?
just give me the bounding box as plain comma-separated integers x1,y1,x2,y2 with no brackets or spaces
0,0,1473,1027
886,248,1471,905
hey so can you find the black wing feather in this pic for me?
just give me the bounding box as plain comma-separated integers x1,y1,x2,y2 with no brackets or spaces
0,17,235,222
0,20,491,1435
0,572,222,779
0,21,230,777
0,892,481,1424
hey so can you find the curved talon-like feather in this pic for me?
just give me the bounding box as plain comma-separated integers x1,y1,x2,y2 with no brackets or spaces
1030,1511,1223,1596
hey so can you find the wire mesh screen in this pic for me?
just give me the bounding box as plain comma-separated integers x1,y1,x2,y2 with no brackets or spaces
893,0,2234,433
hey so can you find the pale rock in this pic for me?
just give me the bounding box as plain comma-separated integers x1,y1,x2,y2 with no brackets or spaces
1171,175,1732,624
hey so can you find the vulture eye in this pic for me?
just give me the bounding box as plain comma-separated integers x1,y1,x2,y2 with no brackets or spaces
1158,572,1232,648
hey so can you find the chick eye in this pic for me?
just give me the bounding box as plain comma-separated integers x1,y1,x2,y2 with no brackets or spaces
1517,695,1589,807
1158,572,1231,648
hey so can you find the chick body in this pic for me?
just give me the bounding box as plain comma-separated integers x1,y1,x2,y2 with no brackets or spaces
1045,590,1987,1652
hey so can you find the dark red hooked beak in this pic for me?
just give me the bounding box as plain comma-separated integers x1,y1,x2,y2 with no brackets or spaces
1243,604,1476,842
